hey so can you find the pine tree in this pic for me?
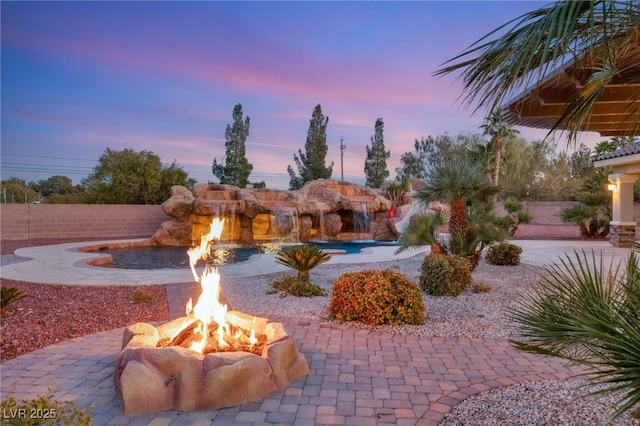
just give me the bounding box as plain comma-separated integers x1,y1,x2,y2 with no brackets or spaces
364,118,390,188
212,103,253,188
288,104,333,190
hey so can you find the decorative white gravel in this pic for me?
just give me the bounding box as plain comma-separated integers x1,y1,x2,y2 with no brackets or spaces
441,379,639,426
220,255,539,339
219,254,639,426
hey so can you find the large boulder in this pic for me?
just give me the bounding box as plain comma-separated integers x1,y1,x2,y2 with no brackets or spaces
152,180,398,244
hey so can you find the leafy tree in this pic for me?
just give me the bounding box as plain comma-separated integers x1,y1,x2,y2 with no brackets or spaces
594,136,638,156
395,133,483,181
212,103,253,188
161,162,196,192
569,143,595,180
287,104,333,190
82,148,192,204
467,142,494,182
35,176,77,197
500,139,581,201
0,178,37,203
533,151,581,201
480,109,519,187
364,118,390,188
436,1,640,143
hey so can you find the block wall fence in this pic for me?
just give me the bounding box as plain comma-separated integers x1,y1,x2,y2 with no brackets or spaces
1,202,639,241
0,204,168,241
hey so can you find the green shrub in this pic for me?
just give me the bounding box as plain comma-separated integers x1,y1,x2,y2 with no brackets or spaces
267,275,327,298
419,254,471,297
1,388,93,425
1,287,27,314
485,242,523,266
328,269,425,326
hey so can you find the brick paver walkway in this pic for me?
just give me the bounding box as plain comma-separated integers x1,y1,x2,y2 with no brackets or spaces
0,281,584,426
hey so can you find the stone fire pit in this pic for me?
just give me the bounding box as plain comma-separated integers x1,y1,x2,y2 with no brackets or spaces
114,311,309,416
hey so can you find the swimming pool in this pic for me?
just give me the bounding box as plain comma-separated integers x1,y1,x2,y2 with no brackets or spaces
98,241,398,270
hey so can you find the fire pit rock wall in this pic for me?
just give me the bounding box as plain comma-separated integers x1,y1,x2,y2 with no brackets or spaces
114,311,309,416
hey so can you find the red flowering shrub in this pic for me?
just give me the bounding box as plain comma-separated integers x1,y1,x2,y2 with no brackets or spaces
327,269,425,326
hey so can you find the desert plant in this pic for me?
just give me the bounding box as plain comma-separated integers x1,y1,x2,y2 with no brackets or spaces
328,269,425,326
275,245,331,282
267,275,327,298
509,251,640,419
472,282,492,293
395,209,448,255
559,170,611,238
386,180,410,207
415,157,500,242
1,388,93,425
495,198,531,237
486,242,523,266
419,254,472,297
1,287,27,314
130,288,156,305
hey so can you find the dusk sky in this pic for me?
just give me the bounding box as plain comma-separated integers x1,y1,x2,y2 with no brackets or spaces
1,1,602,189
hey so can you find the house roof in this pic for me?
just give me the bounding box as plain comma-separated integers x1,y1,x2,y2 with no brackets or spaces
594,141,640,161
593,141,640,172
501,54,640,137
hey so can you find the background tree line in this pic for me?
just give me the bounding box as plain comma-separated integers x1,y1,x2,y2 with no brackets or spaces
1,148,195,204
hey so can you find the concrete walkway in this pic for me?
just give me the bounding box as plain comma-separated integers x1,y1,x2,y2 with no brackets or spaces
0,240,633,425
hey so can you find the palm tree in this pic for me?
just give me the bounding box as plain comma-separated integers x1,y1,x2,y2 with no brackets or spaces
275,245,331,282
436,1,640,143
480,110,519,187
394,209,449,255
467,142,494,182
415,157,500,253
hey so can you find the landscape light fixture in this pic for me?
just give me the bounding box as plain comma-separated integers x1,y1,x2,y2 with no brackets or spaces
607,181,617,191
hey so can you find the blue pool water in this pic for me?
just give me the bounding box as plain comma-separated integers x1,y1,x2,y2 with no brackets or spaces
98,241,398,270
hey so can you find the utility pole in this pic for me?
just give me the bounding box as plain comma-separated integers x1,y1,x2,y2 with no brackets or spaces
339,137,346,181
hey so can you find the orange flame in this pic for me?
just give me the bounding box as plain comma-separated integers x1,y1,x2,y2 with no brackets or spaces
185,218,229,352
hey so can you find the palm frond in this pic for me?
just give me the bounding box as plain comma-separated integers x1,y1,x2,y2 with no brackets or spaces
509,250,640,419
395,210,448,254
435,1,640,142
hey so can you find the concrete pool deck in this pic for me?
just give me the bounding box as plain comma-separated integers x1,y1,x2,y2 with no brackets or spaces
0,239,634,425
0,239,632,286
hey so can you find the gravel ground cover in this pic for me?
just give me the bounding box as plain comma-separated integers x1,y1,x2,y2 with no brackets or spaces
1,231,638,424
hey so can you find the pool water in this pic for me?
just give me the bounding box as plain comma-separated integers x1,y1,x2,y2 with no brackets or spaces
98,241,398,270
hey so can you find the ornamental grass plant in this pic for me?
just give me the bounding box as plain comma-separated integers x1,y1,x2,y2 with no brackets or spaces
509,250,640,419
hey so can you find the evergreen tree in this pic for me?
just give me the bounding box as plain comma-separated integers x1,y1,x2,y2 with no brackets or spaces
212,103,253,188
288,104,333,190
364,118,390,188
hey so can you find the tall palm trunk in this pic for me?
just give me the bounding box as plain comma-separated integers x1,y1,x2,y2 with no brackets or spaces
491,136,506,186
448,200,468,236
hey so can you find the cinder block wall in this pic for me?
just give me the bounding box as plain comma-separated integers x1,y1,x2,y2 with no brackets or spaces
0,204,168,240
493,201,640,225
2,202,639,240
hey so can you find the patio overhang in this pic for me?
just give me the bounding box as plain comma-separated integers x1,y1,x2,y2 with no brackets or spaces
501,56,640,137
501,52,640,248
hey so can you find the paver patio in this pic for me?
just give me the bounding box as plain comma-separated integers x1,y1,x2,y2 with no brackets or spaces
0,240,631,425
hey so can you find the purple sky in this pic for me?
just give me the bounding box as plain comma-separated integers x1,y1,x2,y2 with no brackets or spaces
1,1,601,189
